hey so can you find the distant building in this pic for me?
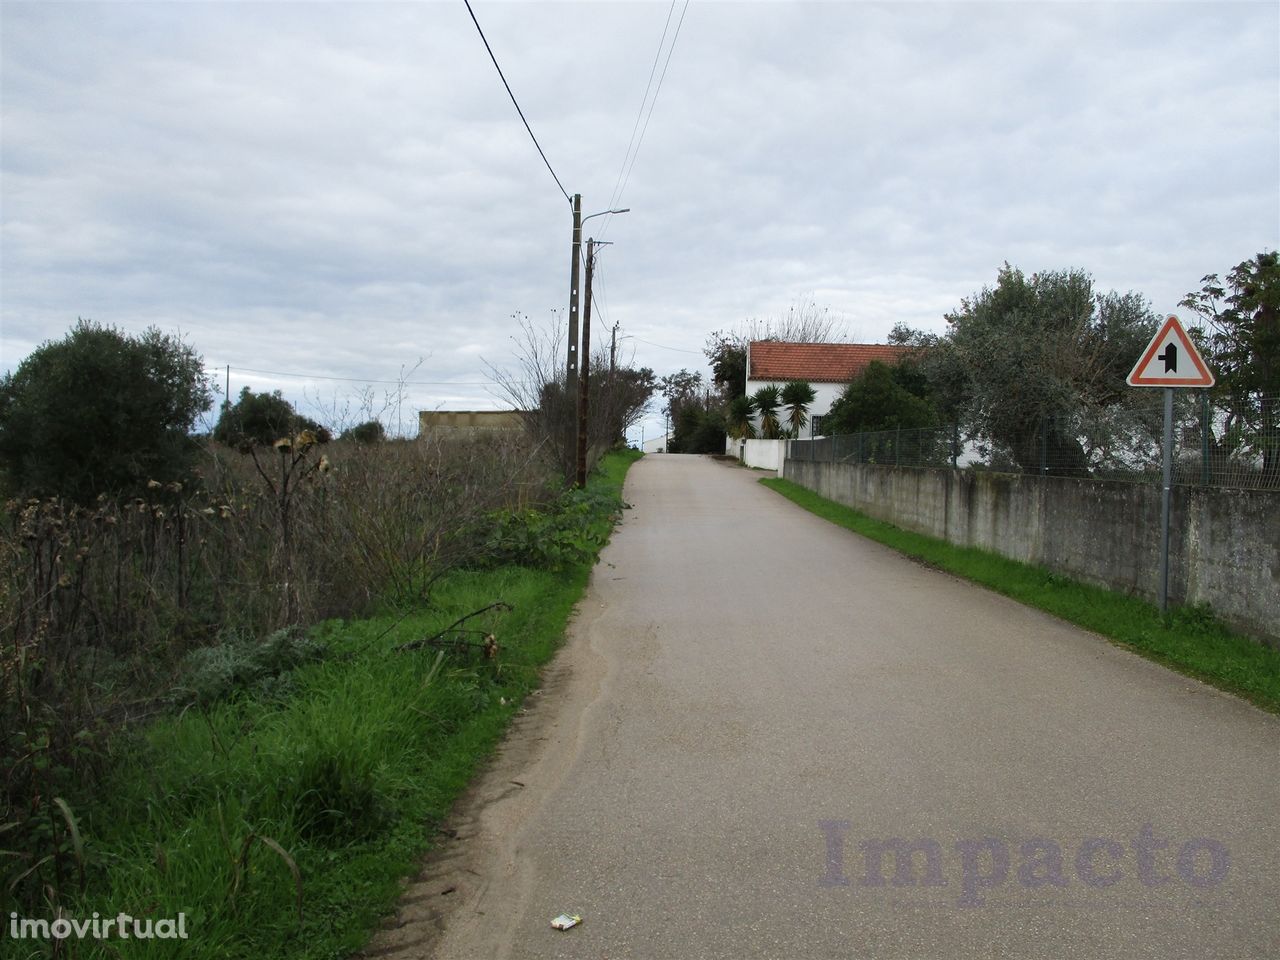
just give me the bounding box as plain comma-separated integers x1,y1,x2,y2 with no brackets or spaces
417,409,524,439
642,433,670,454
746,341,911,437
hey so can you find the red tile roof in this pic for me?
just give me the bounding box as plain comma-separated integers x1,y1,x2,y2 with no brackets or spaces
748,341,913,384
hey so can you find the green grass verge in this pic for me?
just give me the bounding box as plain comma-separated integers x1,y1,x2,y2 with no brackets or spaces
28,452,639,960
760,477,1280,714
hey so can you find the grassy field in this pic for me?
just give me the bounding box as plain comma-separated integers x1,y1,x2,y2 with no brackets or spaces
761,476,1280,714
7,451,640,960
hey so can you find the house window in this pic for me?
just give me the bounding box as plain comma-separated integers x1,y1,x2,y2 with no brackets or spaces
811,415,827,437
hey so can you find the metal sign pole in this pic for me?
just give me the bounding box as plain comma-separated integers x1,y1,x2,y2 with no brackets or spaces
1128,314,1214,618
1159,386,1174,613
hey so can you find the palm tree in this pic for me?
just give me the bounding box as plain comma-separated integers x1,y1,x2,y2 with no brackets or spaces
752,385,782,439
727,394,757,439
780,380,817,439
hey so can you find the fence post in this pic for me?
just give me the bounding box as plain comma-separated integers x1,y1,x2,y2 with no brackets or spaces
951,422,959,469
1200,391,1211,486
1040,417,1049,476
895,426,901,466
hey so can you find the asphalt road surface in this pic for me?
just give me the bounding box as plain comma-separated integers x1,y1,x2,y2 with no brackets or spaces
374,454,1279,960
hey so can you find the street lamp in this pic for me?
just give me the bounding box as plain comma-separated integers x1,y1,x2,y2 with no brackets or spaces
584,207,629,225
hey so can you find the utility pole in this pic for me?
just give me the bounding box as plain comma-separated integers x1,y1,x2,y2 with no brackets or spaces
564,193,582,484
225,364,230,410
563,201,627,485
575,239,597,488
610,323,619,379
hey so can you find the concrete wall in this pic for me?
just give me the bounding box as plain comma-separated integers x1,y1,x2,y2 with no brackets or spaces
743,438,786,473
418,409,523,438
644,433,672,454
783,459,1280,647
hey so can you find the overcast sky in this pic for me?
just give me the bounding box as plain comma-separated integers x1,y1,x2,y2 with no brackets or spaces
2,1,1277,441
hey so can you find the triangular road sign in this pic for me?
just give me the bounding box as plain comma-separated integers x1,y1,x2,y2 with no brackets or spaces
1127,315,1215,387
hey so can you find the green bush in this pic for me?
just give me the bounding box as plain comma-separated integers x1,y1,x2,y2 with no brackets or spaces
0,319,213,502
484,486,622,570
176,627,328,706
339,420,387,444
214,387,326,447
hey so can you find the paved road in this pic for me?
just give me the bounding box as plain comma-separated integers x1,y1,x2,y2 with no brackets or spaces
380,454,1279,960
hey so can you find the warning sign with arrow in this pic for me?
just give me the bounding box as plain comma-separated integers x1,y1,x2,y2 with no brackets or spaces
1127,314,1215,387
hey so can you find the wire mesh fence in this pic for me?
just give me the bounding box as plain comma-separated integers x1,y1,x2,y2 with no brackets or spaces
787,393,1280,491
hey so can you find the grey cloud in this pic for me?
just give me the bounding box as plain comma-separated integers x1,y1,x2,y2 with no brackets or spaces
2,1,1276,440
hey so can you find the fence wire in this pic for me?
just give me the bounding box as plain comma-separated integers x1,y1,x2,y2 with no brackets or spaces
787,393,1280,491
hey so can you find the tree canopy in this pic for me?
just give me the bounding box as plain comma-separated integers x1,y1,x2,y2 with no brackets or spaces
825,361,937,435
1180,250,1279,482
928,264,1157,473
214,387,325,447
340,419,387,444
0,320,213,502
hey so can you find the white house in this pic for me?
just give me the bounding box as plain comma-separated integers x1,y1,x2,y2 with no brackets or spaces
745,341,912,437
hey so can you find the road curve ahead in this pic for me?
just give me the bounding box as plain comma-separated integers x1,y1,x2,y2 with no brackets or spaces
413,454,1279,960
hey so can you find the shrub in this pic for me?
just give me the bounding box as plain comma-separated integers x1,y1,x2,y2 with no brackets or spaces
484,486,621,571
214,387,325,447
340,420,387,444
175,627,328,706
0,319,213,502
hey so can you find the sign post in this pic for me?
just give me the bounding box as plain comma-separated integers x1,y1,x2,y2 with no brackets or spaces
1158,386,1174,613
1126,315,1215,613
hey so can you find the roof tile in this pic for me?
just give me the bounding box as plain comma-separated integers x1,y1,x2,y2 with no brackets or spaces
748,341,912,384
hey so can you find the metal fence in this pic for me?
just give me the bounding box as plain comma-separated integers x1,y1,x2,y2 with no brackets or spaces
787,393,1280,491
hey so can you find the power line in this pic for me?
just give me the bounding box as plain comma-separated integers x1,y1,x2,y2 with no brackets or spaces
594,256,612,332
602,0,677,218
462,0,572,205
579,244,611,335
631,336,702,355
600,0,690,239
209,365,522,387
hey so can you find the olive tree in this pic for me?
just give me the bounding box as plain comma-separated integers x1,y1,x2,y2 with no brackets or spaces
0,319,213,502
1180,251,1280,485
931,265,1157,475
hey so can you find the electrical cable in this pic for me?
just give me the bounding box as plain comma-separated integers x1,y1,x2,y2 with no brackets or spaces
630,336,702,354
601,0,677,219
462,0,572,205
208,365,528,387
600,0,690,239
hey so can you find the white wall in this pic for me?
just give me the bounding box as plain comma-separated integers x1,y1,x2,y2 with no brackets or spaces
742,438,786,472
642,433,670,454
744,379,844,437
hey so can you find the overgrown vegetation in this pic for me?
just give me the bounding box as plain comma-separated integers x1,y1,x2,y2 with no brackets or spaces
1,431,546,868
1,443,639,958
761,477,1280,713
0,317,593,941
488,312,656,482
